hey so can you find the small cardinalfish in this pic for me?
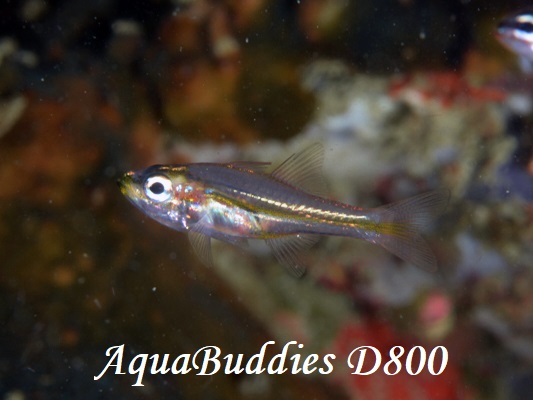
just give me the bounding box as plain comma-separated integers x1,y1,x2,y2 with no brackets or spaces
497,8,533,73
118,144,449,277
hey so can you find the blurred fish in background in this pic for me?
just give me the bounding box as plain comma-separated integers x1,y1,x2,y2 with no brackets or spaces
497,7,533,73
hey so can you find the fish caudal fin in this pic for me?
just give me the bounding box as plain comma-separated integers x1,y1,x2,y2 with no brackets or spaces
374,190,450,272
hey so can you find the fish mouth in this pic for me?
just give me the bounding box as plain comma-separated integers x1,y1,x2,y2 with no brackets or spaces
117,171,139,199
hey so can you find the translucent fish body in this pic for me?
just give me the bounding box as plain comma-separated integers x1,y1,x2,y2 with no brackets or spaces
118,144,448,276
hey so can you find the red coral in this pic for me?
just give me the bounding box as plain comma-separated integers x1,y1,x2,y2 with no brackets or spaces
389,72,507,109
329,319,465,400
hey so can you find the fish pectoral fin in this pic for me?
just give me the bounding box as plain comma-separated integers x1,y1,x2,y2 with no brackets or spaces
266,234,319,278
270,143,328,197
188,230,213,268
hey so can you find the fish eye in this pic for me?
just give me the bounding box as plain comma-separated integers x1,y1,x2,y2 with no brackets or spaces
144,175,172,202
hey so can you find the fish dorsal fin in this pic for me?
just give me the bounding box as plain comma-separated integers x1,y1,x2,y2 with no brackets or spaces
270,143,328,197
266,234,319,277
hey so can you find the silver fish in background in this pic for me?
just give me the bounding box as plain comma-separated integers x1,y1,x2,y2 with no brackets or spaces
118,144,449,276
497,8,533,73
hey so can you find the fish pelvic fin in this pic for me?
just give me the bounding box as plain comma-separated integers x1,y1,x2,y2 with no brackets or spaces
188,230,213,268
373,189,450,272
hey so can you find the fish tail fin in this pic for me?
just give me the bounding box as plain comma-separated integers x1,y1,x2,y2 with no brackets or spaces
373,189,450,271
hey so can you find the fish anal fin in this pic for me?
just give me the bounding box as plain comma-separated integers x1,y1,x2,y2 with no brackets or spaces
270,143,328,197
266,234,319,278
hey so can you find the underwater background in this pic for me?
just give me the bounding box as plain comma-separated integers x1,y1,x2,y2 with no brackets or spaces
2,0,533,398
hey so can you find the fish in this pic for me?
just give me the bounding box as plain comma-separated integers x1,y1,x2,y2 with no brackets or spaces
497,8,533,73
118,143,449,277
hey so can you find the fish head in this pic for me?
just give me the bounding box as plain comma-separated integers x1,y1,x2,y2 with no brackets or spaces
118,165,205,232
497,8,533,63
